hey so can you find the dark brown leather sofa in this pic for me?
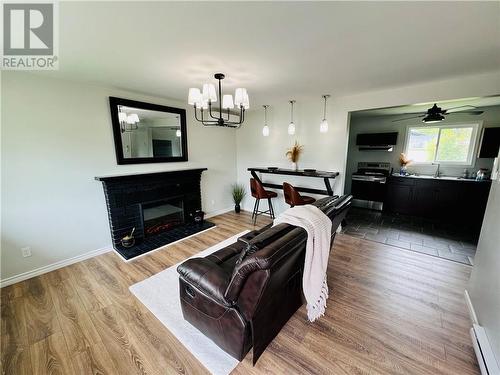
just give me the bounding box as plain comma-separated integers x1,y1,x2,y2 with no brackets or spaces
177,195,352,364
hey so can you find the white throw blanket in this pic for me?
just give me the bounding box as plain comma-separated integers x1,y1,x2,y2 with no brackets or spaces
274,205,332,322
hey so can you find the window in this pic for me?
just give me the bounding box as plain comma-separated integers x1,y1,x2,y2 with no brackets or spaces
405,123,479,165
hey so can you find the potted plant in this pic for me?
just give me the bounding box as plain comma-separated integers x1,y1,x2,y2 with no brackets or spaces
286,141,303,171
231,184,246,213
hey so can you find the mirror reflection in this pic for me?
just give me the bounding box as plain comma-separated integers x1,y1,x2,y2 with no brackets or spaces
118,106,183,158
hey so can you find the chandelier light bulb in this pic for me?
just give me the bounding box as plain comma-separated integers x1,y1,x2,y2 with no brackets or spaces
188,88,202,105
202,83,217,102
129,113,139,123
222,95,234,109
234,88,247,107
118,111,127,123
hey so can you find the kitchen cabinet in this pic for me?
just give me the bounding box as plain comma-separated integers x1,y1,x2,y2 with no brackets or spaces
478,127,500,158
385,176,491,232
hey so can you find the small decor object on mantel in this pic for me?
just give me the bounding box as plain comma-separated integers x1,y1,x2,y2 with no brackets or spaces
286,141,303,171
231,184,246,213
399,153,412,175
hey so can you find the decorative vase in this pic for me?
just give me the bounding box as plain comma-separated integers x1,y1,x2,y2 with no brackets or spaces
400,165,408,175
291,162,298,171
235,204,241,213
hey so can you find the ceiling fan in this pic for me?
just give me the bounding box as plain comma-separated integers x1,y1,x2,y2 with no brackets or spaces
392,103,484,123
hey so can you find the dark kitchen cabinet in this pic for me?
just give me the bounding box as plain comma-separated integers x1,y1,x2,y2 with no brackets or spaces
479,127,500,158
385,176,491,232
385,179,414,215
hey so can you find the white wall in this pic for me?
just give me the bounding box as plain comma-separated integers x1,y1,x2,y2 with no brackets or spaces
1,72,237,281
236,70,500,214
344,107,500,194
467,180,500,364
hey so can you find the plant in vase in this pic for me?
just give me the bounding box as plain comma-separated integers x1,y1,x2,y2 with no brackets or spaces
231,184,246,213
286,141,303,171
399,153,412,175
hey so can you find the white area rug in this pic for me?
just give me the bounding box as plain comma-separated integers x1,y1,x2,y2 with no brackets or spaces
129,230,250,375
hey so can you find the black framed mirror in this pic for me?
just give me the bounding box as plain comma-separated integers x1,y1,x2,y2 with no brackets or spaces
109,97,188,164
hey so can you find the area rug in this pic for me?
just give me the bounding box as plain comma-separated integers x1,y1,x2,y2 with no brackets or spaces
129,230,250,375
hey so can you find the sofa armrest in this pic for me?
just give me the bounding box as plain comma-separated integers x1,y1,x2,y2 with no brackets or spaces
177,258,232,306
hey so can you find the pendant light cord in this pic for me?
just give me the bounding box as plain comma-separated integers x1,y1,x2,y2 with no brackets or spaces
322,94,330,121
290,100,295,122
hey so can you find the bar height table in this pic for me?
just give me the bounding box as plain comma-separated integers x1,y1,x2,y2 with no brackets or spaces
248,167,340,196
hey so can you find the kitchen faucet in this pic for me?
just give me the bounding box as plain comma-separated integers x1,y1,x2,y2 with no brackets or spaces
433,163,441,178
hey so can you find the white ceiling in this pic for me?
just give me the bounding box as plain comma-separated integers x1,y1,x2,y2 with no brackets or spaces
39,2,500,104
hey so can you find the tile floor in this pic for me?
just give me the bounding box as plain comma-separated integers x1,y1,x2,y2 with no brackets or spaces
341,207,478,265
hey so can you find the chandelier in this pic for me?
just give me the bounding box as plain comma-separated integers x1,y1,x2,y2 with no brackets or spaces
188,73,249,128
118,106,139,133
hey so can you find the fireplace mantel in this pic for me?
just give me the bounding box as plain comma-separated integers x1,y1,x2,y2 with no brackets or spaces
95,168,208,182
96,168,209,260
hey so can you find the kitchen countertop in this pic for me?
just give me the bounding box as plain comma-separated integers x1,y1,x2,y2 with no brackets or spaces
391,173,491,183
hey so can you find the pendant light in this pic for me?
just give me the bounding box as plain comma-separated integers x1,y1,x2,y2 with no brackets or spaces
288,100,296,135
319,94,330,133
262,105,270,137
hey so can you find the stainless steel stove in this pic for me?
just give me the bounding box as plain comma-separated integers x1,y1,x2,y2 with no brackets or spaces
351,162,391,211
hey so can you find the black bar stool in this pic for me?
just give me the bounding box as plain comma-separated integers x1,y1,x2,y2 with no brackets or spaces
250,178,277,225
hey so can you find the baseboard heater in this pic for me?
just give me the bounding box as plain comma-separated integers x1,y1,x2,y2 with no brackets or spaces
470,324,500,375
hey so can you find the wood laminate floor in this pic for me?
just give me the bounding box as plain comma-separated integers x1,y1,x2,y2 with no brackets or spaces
1,211,479,374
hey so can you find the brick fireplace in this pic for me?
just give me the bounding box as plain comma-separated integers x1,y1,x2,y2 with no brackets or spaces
95,168,213,260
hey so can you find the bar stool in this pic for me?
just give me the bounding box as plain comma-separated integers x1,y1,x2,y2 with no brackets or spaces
283,182,316,207
250,178,277,225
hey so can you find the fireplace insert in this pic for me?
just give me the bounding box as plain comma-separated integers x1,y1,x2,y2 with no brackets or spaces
141,197,184,237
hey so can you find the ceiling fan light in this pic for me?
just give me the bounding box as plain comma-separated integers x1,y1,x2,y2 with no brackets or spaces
188,88,202,105
320,119,329,133
222,94,234,109
262,125,270,137
288,122,296,135
422,113,444,123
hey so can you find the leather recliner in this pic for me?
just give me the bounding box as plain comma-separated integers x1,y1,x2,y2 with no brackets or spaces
177,195,352,364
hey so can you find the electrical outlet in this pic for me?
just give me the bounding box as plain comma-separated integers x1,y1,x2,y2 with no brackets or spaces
21,247,32,258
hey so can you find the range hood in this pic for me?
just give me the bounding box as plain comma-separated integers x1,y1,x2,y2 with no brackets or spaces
356,132,398,151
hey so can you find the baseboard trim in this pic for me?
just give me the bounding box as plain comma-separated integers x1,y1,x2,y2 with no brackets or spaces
0,246,112,288
1,207,232,288
464,289,479,325
205,206,234,219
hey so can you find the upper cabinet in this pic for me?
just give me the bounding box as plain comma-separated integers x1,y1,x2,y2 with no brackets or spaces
478,127,500,158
